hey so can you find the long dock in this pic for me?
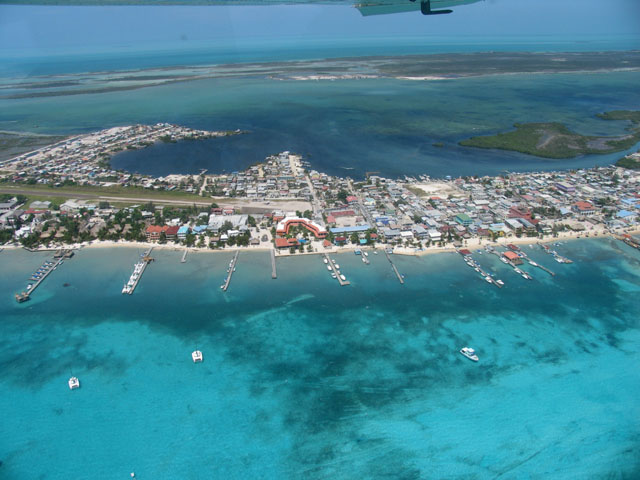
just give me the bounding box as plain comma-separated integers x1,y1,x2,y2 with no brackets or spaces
323,254,350,286
181,249,188,263
384,249,404,284
221,251,239,292
526,258,555,276
126,247,154,295
16,256,65,302
270,249,277,279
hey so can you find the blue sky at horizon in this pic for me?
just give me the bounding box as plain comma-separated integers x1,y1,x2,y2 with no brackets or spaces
1,0,639,56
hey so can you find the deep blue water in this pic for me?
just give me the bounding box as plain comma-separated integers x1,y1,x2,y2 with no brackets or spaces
1,238,639,478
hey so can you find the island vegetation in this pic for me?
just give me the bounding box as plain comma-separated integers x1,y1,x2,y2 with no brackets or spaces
459,110,640,159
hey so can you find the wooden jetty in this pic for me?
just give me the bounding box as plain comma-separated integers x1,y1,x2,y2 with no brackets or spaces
270,249,277,279
221,251,239,292
323,254,350,286
181,249,188,263
384,249,404,284
15,256,65,302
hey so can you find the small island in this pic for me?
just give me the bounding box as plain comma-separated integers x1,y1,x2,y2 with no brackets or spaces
459,110,640,159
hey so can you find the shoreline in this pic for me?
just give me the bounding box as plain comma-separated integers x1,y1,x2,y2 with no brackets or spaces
3,227,637,258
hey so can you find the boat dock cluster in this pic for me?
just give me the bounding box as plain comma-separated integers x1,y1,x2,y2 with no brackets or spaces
121,248,154,295
458,241,577,287
459,249,504,287
539,243,574,264
15,252,72,303
323,254,350,286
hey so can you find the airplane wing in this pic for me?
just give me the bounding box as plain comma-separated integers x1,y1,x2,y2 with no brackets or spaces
355,0,482,16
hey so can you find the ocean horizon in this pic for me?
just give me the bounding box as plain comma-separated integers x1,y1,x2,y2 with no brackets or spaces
1,237,639,478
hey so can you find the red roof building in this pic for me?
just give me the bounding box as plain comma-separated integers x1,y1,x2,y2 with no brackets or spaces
274,237,299,249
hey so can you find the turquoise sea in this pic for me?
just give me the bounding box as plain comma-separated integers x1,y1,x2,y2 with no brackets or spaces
1,238,639,478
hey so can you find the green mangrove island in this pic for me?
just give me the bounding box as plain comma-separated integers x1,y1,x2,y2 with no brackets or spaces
459,110,640,159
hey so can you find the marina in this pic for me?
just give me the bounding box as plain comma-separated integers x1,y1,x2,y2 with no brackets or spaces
458,249,503,288
323,254,350,286
384,249,404,285
121,248,154,295
539,243,574,264
15,255,66,303
221,251,239,292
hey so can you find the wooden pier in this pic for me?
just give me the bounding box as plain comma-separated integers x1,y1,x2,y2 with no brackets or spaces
221,251,239,292
270,249,277,279
384,249,404,284
181,249,188,263
323,254,350,286
16,256,66,302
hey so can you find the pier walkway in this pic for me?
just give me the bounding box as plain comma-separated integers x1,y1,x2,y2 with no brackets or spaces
221,251,239,292
181,249,188,263
16,256,65,302
384,249,404,284
323,254,350,286
270,249,277,279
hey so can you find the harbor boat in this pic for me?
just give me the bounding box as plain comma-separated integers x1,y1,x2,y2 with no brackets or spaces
460,347,479,362
327,265,332,271
362,256,367,263
363,251,368,257
331,273,337,279
192,350,203,363
484,276,492,283
354,248,361,255
323,258,328,264
339,274,346,281
334,264,340,269
68,376,80,390
497,279,504,286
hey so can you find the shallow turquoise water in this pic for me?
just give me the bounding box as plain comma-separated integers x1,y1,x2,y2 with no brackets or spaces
3,71,640,179
1,238,639,478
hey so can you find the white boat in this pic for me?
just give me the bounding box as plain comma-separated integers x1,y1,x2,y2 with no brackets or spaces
484,276,492,283
460,347,479,362
334,264,340,269
331,273,337,279
500,257,508,264
340,274,346,281
121,284,129,294
497,279,504,285
529,261,538,267
362,256,367,263
192,350,203,363
323,258,328,264
68,376,80,390
327,265,332,271
363,252,368,257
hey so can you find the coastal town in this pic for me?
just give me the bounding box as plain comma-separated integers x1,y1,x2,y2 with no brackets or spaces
0,124,639,260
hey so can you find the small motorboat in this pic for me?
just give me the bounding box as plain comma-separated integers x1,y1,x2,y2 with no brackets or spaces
460,347,479,362
68,376,80,390
192,350,203,363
